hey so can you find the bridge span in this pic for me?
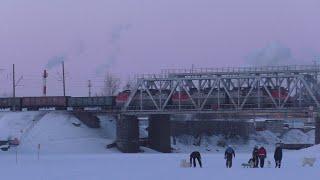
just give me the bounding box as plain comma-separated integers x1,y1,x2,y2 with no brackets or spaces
123,65,320,112
112,65,320,153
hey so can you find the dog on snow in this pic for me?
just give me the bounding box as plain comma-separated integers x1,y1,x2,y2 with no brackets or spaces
180,159,191,168
302,157,316,167
241,163,252,168
242,158,254,168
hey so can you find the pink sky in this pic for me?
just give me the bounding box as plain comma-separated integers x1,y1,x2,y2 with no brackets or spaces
0,0,319,96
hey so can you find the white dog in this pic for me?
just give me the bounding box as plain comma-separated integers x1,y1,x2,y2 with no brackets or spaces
302,157,316,167
180,159,191,168
241,163,253,168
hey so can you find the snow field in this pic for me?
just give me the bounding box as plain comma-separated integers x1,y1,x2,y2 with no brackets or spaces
0,150,319,180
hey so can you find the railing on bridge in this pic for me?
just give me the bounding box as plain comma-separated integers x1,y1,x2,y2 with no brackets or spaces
161,65,320,77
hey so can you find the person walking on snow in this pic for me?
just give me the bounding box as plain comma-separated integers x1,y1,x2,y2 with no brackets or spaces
258,146,267,168
190,151,202,168
252,146,259,168
225,145,235,168
274,144,283,168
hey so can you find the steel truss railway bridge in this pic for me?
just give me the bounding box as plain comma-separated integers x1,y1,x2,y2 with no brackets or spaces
114,65,320,153
122,65,320,116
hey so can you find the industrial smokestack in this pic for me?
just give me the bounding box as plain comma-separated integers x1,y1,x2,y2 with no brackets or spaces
43,70,48,96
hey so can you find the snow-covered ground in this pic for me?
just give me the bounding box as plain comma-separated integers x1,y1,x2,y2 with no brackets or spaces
1,148,319,180
0,111,319,179
0,111,44,139
0,111,315,155
0,111,117,154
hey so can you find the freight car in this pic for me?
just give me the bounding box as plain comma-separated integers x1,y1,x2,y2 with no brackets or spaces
0,98,22,110
0,96,118,111
21,96,69,110
68,96,115,110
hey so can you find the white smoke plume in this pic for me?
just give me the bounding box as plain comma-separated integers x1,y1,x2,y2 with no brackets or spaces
109,24,132,44
95,24,132,75
246,42,296,66
95,53,118,75
46,54,66,69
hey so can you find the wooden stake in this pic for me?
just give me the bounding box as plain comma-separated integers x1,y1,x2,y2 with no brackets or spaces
38,144,41,160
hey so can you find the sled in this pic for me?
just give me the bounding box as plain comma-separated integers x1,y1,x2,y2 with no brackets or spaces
0,143,10,151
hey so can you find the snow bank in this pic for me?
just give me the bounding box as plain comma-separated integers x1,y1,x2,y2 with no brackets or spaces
281,129,314,144
0,111,117,154
172,129,315,153
18,112,117,154
0,111,316,155
298,144,320,159
0,111,43,140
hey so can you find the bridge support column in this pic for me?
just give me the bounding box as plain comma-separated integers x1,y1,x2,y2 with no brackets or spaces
116,115,139,153
149,114,171,153
315,114,320,144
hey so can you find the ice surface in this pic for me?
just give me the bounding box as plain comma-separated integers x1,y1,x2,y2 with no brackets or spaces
0,149,319,180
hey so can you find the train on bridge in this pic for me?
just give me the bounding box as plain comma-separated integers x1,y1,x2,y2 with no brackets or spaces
0,86,291,111
116,86,291,109
1,65,320,111
0,86,314,111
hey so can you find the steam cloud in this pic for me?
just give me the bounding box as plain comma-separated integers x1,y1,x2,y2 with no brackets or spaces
95,53,117,75
109,24,132,44
95,24,132,75
46,54,66,69
246,42,295,66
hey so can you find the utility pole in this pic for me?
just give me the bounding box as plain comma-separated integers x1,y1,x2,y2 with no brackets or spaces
313,56,320,84
11,64,23,111
62,61,66,96
12,64,15,111
88,80,92,97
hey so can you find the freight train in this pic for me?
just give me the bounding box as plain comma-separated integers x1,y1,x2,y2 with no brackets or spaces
0,86,292,111
0,96,116,111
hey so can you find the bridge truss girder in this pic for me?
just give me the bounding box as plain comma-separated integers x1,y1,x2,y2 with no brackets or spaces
123,74,320,112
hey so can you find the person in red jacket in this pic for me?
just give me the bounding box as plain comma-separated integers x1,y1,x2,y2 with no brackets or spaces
258,146,267,168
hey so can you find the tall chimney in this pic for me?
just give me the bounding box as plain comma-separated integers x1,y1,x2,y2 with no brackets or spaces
43,70,48,96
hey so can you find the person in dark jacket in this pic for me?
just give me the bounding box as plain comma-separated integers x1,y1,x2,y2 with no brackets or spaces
225,145,235,168
274,144,283,168
258,146,267,168
252,146,259,168
190,151,202,168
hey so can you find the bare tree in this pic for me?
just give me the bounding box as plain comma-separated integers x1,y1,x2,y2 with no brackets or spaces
102,72,121,96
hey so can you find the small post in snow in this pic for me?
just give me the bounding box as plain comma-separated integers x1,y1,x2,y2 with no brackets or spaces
37,144,41,160
15,147,18,164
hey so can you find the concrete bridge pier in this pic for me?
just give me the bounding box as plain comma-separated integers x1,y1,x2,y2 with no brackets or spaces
315,114,320,144
148,114,171,153
116,115,140,153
